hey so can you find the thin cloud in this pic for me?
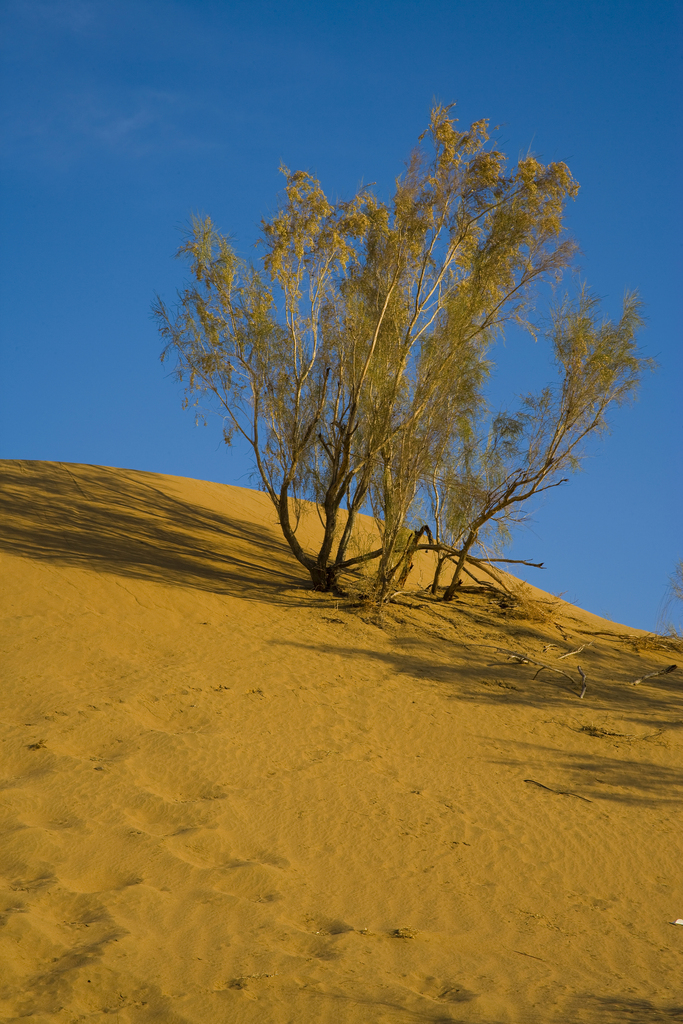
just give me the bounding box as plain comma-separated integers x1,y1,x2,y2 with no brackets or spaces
1,88,222,168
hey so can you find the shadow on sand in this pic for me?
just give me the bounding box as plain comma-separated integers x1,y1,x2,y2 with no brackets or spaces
275,626,683,719
569,995,683,1023
272,631,683,807
306,987,683,1024
0,460,307,602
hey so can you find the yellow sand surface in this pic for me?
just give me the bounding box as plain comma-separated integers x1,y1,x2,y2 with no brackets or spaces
1,459,682,1023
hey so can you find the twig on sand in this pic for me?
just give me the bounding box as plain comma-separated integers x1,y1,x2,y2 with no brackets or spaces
472,644,586,696
578,665,587,699
477,644,573,678
627,664,677,686
524,779,592,803
558,641,594,659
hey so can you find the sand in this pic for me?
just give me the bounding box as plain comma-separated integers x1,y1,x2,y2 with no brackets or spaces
1,458,682,1023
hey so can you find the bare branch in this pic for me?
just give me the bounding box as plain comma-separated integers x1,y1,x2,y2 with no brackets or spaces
627,664,677,686
558,642,594,659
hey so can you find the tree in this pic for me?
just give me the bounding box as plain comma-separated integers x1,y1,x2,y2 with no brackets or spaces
155,104,584,594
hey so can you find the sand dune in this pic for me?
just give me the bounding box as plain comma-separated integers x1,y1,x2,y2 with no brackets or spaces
1,459,682,1023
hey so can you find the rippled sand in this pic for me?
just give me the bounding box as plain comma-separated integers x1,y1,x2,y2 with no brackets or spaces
1,460,681,1023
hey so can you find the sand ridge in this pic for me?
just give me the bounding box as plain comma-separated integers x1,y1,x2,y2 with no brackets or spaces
1,460,682,1023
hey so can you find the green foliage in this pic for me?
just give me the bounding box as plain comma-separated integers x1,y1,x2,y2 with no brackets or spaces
155,104,646,601
433,286,649,598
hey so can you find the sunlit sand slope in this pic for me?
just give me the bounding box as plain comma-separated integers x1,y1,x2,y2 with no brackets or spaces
1,459,682,1024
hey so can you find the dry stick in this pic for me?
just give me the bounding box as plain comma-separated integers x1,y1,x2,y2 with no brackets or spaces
524,779,592,803
465,557,511,591
627,664,677,686
468,555,545,568
558,641,594,659
578,665,587,699
472,643,585,695
414,544,544,570
461,565,499,590
571,628,639,641
533,657,589,699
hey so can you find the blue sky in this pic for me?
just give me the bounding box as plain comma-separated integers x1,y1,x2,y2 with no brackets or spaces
1,0,681,630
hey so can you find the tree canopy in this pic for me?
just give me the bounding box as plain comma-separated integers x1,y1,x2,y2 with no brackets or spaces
155,104,647,603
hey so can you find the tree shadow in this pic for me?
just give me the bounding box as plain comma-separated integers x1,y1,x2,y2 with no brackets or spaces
570,994,683,1022
493,739,683,807
274,628,683,722
307,982,480,1024
0,460,308,602
272,613,683,805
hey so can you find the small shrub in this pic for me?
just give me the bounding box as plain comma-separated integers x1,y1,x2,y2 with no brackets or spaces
506,579,561,624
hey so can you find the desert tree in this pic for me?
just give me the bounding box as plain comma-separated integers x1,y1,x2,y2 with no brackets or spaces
155,104,581,593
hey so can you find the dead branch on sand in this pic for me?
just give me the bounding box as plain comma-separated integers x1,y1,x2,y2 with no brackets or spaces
627,664,677,686
470,644,586,697
558,642,594,659
524,779,592,802
578,665,587,699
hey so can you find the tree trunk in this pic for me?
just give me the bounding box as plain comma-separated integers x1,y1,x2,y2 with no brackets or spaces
274,481,325,587
309,562,334,591
395,525,433,589
314,503,339,589
443,531,476,601
430,554,448,596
